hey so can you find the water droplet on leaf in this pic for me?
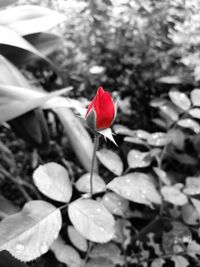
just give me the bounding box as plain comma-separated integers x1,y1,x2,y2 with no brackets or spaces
40,242,48,254
15,243,24,253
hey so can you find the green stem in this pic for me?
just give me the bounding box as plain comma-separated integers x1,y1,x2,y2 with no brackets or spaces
82,241,93,267
90,134,99,197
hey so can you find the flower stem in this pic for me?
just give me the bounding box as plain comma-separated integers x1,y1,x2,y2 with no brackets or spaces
90,134,99,197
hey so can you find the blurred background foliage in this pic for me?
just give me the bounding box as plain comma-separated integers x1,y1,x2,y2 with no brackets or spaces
2,0,200,266
17,0,200,129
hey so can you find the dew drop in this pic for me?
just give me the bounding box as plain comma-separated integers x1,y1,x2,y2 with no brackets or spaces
126,179,131,183
113,208,119,213
15,243,24,253
44,184,51,192
99,226,105,232
40,242,48,254
109,233,114,239
104,196,109,202
96,208,101,213
125,192,130,198
26,254,33,261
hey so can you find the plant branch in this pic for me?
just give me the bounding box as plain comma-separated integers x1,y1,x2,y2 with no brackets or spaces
90,134,99,197
82,241,93,267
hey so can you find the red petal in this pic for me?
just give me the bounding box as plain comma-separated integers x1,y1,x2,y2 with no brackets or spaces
95,92,115,130
86,87,116,130
85,87,104,117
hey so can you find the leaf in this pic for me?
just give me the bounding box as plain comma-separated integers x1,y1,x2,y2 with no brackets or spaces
124,136,147,146
147,132,167,147
0,195,19,215
189,108,200,119
161,186,187,206
151,258,165,267
170,256,189,267
107,173,161,207
131,129,151,139
65,98,87,117
0,0,18,8
90,242,124,265
127,149,151,169
86,258,115,267
113,124,134,136
191,198,200,220
147,233,162,256
169,91,191,111
33,162,72,202
159,104,179,121
153,167,171,186
75,173,106,194
190,88,200,106
157,76,183,84
186,241,200,258
152,118,167,129
167,128,185,150
113,219,131,249
0,200,62,262
150,98,167,107
67,226,87,252
0,55,32,86
97,149,123,175
51,237,81,267
43,96,75,109
0,25,48,61
68,198,115,243
25,32,62,56
183,177,200,195
162,221,191,254
0,85,71,123
181,203,199,225
0,5,66,36
177,119,200,133
101,192,129,216
55,108,97,172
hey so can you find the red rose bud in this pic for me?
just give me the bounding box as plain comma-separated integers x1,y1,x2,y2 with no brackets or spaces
85,87,116,131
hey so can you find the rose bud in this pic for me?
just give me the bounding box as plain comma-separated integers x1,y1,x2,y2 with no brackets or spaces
85,87,116,132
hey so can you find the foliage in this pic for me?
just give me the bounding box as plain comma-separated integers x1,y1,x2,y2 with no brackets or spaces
1,1,200,267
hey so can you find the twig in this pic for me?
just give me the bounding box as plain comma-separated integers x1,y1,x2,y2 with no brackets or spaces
82,241,93,267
